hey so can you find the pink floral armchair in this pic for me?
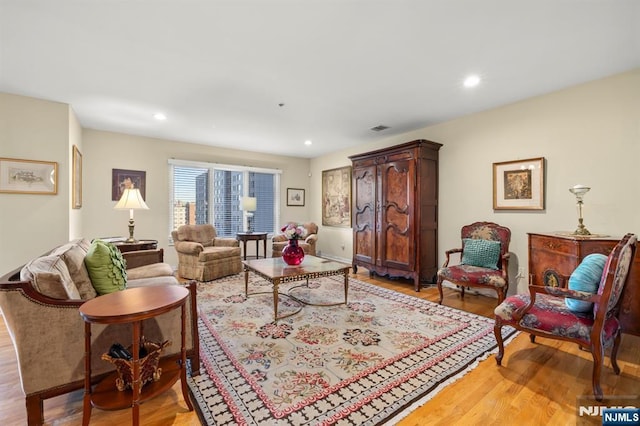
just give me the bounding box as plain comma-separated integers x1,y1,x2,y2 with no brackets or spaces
437,221,511,305
494,233,637,401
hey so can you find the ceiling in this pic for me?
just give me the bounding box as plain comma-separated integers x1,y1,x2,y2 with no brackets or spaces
1,1,638,159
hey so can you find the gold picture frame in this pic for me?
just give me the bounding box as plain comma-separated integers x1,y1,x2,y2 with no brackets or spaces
322,166,352,227
72,145,82,208
0,157,58,195
493,157,545,210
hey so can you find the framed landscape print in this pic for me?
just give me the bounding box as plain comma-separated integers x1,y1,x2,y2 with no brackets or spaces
287,188,305,206
322,166,351,227
493,157,545,210
72,145,82,208
0,157,58,195
112,168,146,201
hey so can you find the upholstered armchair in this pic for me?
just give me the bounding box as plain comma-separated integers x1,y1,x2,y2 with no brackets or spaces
272,222,319,257
172,224,242,281
437,221,511,305
494,233,637,401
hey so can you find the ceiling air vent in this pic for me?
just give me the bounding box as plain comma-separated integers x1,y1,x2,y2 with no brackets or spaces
370,125,390,132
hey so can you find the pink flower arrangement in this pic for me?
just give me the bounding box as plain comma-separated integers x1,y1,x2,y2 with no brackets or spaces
281,223,308,240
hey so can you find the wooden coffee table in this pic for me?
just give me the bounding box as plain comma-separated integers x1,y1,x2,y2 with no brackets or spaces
243,255,351,321
79,286,192,426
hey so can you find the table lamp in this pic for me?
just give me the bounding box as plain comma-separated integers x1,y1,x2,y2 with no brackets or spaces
114,188,149,242
241,196,257,233
569,184,591,235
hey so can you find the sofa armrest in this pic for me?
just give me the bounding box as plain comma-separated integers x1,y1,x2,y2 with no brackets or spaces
123,248,164,270
305,234,318,245
175,240,204,255
213,237,240,247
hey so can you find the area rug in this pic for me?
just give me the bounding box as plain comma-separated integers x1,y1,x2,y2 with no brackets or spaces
187,273,517,425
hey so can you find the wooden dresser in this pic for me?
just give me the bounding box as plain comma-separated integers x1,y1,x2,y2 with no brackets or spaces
349,139,442,292
528,232,640,335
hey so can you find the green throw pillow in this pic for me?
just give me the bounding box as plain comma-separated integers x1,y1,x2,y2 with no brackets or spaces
84,239,127,295
461,238,501,270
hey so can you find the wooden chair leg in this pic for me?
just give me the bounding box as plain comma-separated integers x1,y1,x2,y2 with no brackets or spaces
611,330,622,375
436,276,444,304
26,394,44,426
494,320,505,365
591,341,605,401
460,286,466,300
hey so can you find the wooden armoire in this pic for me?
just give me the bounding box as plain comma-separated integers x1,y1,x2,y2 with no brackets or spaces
349,140,442,291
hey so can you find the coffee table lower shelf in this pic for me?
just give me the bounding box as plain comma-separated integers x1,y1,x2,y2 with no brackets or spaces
90,355,181,410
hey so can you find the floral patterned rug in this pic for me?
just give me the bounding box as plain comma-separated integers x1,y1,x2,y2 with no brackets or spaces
187,273,517,425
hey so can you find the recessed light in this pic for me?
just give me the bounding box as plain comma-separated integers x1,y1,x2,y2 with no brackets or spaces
153,113,167,120
463,75,481,88
304,140,312,146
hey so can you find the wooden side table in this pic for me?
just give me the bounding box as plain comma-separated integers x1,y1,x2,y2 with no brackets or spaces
236,232,268,260
111,239,158,253
79,286,192,426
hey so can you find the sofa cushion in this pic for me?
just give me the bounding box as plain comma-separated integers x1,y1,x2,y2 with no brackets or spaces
127,263,174,280
199,246,242,262
127,276,180,288
20,254,81,299
84,240,127,295
53,242,97,300
461,238,501,270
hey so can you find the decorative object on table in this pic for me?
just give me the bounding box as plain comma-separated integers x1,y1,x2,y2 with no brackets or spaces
101,339,170,391
492,157,545,210
271,222,319,258
72,145,82,208
114,187,149,243
0,157,58,195
241,196,257,232
322,165,352,227
569,184,591,235
280,223,308,265
111,168,146,201
187,273,518,425
286,188,305,206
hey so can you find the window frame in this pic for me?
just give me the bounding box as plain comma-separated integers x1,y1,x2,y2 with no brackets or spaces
168,159,281,242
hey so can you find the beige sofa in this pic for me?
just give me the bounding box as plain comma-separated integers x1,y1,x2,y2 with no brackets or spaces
0,239,200,425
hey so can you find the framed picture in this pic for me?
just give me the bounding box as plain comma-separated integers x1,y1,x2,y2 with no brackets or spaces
493,157,545,210
112,168,146,201
322,166,352,227
72,145,82,208
287,188,305,206
0,157,58,195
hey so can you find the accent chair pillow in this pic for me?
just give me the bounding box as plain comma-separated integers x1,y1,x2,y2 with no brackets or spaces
565,253,607,312
461,238,501,270
84,239,128,295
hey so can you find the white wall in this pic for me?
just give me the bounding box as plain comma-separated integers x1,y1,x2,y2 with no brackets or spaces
81,130,312,267
0,93,71,273
311,69,640,295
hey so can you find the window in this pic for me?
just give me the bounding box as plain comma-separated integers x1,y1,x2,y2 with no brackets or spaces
169,159,281,239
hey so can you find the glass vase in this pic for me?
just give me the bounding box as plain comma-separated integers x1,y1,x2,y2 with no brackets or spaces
282,239,305,266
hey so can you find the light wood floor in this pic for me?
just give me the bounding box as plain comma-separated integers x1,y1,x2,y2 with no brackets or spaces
1,271,638,425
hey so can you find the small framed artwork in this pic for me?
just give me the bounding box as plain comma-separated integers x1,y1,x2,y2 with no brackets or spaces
287,188,305,206
0,157,58,195
112,168,146,201
493,157,545,210
322,166,352,227
72,145,82,209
